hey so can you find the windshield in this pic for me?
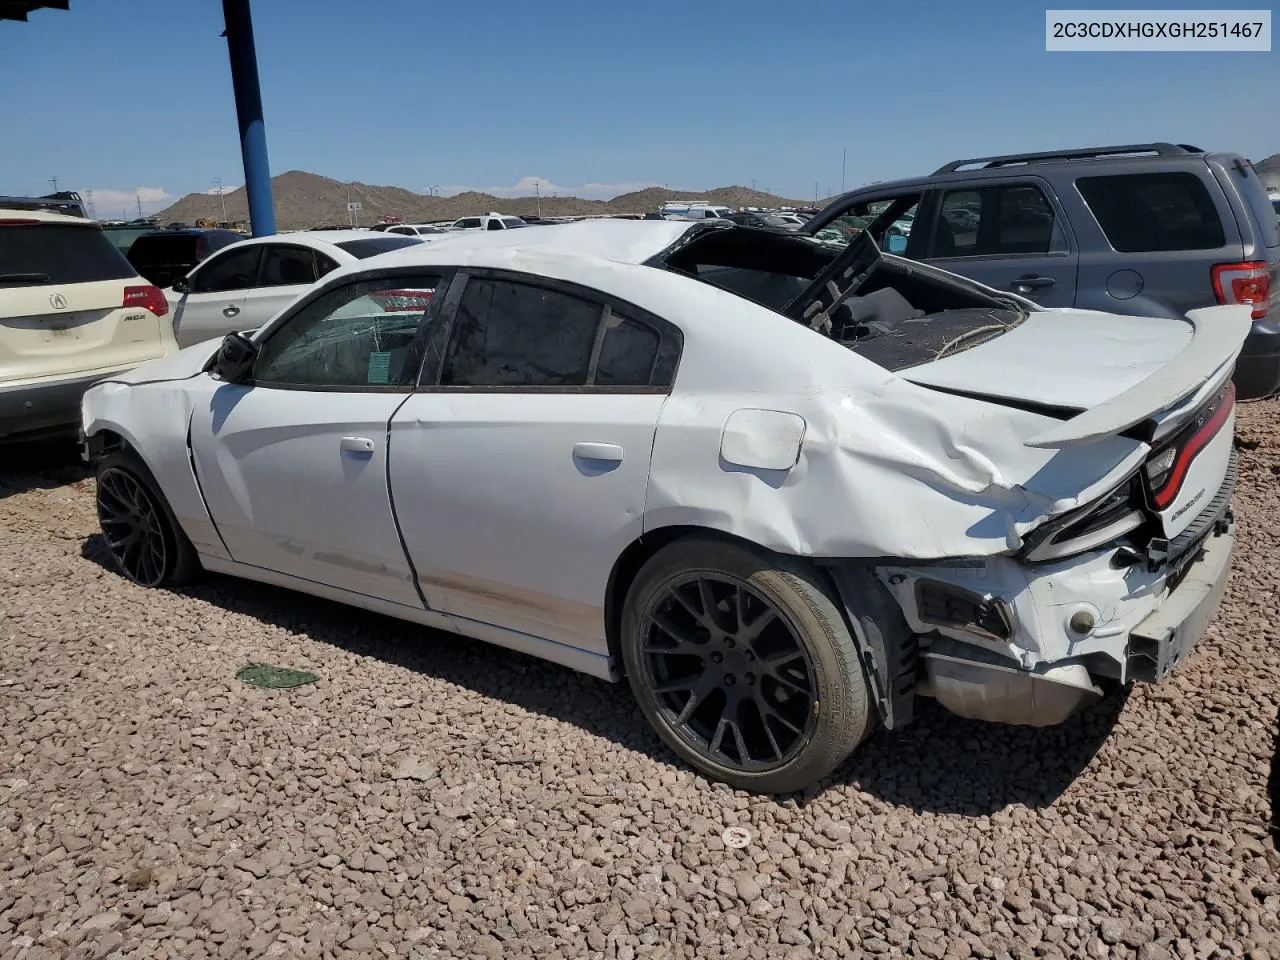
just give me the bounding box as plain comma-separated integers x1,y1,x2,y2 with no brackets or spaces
334,236,423,258
501,218,527,228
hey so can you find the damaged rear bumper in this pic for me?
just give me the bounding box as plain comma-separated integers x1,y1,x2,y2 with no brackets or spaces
862,498,1235,728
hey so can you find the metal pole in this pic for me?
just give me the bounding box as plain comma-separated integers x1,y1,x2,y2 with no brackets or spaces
214,178,228,221
536,181,541,218
842,149,846,194
222,0,276,236
49,176,58,193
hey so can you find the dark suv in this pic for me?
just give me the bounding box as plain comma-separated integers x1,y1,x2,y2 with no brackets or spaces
804,143,1280,399
126,228,244,288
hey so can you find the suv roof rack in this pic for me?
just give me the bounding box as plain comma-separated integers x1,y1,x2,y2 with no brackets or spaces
0,190,87,218
933,143,1200,174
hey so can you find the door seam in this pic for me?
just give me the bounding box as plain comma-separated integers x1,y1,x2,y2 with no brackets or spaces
384,392,432,611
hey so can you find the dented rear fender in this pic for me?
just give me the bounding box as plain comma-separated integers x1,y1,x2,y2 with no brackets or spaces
643,378,1148,560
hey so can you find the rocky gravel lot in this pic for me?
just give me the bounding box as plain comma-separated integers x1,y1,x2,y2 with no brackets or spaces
2,400,1279,960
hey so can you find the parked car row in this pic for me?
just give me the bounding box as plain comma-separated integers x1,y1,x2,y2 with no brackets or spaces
4,141,1277,793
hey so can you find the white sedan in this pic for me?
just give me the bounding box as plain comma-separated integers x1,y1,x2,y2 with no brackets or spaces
81,219,1248,792
165,230,424,348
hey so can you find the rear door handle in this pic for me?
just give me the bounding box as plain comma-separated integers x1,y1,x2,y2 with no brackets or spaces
573,442,623,463
340,436,375,454
223,305,241,318
1011,275,1055,292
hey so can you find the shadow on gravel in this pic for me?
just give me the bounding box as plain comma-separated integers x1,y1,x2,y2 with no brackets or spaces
833,689,1130,814
1269,704,1280,851
0,436,90,499
80,533,1131,812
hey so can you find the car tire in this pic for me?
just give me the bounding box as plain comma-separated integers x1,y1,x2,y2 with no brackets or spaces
94,449,201,588
621,536,874,793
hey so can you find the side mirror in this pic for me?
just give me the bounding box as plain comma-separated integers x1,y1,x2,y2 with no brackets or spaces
886,234,908,254
212,332,259,383
171,276,189,294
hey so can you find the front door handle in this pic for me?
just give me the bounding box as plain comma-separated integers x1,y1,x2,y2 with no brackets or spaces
1011,275,1055,293
340,436,375,454
223,305,241,318
573,442,623,463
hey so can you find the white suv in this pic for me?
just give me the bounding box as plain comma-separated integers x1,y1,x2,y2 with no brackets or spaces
0,210,175,440
448,212,528,232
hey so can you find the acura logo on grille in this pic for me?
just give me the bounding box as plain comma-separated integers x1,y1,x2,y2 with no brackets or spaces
49,293,68,310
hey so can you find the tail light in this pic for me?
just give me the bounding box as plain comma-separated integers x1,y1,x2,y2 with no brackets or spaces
370,288,434,312
123,284,169,318
1146,381,1235,509
1211,261,1270,320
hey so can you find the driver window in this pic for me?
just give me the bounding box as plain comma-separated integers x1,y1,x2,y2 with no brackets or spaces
252,273,441,388
190,246,262,294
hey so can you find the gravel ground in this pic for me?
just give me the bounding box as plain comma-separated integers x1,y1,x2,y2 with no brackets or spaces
2,400,1279,960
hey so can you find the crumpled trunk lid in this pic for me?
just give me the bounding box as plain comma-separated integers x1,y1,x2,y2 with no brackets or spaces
901,305,1250,447
901,308,1189,417
903,304,1251,542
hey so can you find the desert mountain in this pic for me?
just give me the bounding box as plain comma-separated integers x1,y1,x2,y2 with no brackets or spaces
153,171,815,229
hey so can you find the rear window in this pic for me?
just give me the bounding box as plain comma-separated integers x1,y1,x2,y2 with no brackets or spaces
334,236,423,258
127,234,198,265
1236,164,1280,248
1076,172,1226,252
204,231,242,254
0,223,136,286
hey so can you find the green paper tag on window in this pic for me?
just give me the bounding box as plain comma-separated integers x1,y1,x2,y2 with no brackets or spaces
367,351,391,384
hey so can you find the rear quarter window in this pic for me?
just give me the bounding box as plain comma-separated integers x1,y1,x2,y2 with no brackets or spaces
0,223,137,286
1076,172,1226,252
1236,164,1280,248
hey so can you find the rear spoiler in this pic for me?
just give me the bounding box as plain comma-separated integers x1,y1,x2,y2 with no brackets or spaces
1025,305,1253,448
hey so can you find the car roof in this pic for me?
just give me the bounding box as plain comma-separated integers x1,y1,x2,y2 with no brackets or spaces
0,208,98,226
250,229,375,245
381,218,701,267
820,144,1231,205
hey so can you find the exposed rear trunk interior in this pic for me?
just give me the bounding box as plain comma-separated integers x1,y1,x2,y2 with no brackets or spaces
658,224,1027,372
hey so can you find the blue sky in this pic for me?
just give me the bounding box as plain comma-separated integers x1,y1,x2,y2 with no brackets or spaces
1,0,1276,215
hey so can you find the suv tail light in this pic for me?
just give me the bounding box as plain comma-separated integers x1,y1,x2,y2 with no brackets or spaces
1211,260,1270,320
123,284,170,318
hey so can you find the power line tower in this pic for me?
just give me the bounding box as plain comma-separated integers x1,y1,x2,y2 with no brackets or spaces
213,178,229,221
